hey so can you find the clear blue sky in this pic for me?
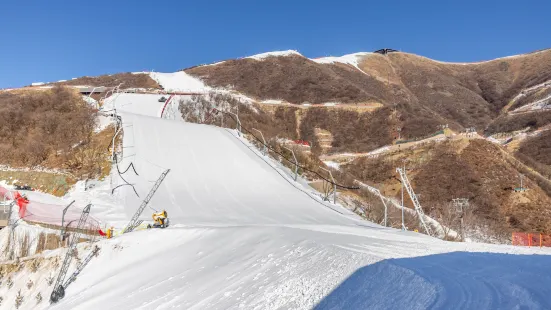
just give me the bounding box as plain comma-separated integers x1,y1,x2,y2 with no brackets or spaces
1,0,549,88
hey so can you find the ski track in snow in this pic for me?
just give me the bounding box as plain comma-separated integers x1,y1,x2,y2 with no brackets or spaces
5,92,548,310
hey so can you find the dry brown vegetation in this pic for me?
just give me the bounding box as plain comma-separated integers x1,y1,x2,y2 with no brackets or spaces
186,55,388,104
485,111,551,134
49,72,160,89
178,92,299,140
343,138,551,237
186,49,551,141
298,107,394,154
517,130,551,167
0,87,111,193
0,86,96,167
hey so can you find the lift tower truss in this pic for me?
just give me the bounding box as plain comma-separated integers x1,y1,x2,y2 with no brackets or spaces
50,204,92,303
123,169,170,234
396,168,433,236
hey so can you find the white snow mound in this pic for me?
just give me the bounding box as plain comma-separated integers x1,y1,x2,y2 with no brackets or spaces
245,50,302,60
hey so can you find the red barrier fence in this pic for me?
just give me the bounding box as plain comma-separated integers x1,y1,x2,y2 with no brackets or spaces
1,185,100,231
512,232,551,247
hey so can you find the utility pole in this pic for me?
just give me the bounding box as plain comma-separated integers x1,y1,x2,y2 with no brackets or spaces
284,146,298,181
252,128,267,156
519,174,525,191
60,201,75,241
400,160,406,230
452,198,469,241
319,166,336,204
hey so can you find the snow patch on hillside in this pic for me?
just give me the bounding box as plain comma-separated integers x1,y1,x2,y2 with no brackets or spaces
262,99,284,105
149,72,210,93
246,50,302,60
312,53,371,74
201,60,227,67
324,161,340,170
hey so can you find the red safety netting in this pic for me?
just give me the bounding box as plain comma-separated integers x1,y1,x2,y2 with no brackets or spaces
22,201,100,230
0,186,11,199
512,232,551,247
1,185,100,232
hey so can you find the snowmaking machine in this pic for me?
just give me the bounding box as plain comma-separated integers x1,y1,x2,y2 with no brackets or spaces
148,210,169,229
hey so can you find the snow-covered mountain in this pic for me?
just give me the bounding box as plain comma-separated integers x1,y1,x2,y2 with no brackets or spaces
1,48,551,309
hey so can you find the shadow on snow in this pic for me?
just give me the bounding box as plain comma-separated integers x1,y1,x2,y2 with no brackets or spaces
315,251,551,310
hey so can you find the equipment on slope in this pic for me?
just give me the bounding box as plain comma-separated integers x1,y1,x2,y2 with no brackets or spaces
63,245,100,289
123,169,170,234
50,204,92,304
148,210,169,229
396,168,433,236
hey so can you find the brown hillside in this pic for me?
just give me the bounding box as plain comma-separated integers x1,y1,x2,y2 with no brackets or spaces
343,138,551,237
186,49,551,140
516,130,551,180
0,87,110,182
49,73,160,89
186,55,389,105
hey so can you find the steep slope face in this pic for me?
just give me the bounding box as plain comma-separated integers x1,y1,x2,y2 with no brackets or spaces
185,54,391,105
117,113,358,226
518,129,551,167
186,49,551,139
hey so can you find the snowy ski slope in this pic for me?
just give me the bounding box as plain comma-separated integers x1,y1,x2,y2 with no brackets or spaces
46,93,551,310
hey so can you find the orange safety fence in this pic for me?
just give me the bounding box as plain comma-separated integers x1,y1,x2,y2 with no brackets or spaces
512,232,551,247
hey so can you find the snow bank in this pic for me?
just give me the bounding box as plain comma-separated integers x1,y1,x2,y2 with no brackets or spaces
82,95,97,107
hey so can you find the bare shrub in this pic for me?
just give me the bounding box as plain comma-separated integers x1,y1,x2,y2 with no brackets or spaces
299,107,393,153
50,72,160,89
485,111,551,134
14,290,23,309
46,274,54,286
0,87,96,168
29,260,40,273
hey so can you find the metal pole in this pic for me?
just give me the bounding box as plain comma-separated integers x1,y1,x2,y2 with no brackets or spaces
284,146,298,181
372,188,388,227
60,201,75,240
401,161,405,230
319,166,336,204
227,111,241,136
252,128,267,156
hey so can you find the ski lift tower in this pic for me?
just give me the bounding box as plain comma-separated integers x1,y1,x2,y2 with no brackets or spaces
396,167,433,236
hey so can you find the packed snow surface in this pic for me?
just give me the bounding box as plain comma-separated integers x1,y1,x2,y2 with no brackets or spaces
149,71,210,93
15,93,550,310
